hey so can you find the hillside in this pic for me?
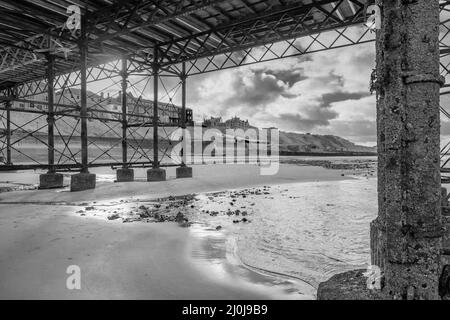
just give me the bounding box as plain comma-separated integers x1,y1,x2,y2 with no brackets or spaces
278,131,376,154
201,126,376,154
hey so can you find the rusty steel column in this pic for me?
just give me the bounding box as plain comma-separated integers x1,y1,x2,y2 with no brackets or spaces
70,13,96,191
121,57,128,167
47,54,55,173
176,62,193,179
79,16,89,174
153,49,159,169
181,63,187,166
372,0,444,299
116,57,134,182
5,100,12,165
39,53,64,189
147,47,166,181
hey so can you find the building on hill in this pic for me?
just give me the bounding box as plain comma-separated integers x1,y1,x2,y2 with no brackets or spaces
225,116,250,129
203,116,252,130
202,117,223,128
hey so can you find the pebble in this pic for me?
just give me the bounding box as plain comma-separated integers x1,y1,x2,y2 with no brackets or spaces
108,213,120,220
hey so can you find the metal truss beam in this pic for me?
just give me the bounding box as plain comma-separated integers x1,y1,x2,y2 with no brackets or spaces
1,0,370,89
0,60,122,98
183,25,375,75
156,0,366,66
0,36,46,76
0,53,184,99
3,1,450,99
87,0,230,45
171,0,450,76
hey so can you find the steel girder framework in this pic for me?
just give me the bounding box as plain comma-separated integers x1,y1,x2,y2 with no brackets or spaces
0,57,188,171
0,0,375,96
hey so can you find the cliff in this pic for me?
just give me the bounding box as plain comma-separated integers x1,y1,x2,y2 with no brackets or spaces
278,131,376,154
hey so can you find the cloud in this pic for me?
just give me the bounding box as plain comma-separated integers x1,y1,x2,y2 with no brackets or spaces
264,68,308,87
275,110,339,132
321,92,371,108
224,69,302,107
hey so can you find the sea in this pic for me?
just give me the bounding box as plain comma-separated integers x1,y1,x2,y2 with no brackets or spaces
184,160,378,299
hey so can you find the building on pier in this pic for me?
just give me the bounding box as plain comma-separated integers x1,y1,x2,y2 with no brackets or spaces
10,88,193,126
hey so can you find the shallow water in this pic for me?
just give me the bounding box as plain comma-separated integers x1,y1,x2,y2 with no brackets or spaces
187,177,378,296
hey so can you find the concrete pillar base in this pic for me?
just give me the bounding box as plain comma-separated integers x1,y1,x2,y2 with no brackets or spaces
70,173,96,192
39,173,64,189
116,168,134,182
176,166,192,179
147,168,166,182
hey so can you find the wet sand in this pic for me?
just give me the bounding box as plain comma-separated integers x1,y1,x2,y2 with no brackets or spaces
0,163,357,299
0,162,354,203
0,204,275,299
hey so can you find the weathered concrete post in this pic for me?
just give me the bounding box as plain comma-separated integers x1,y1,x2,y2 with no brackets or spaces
147,47,166,182
176,62,193,179
39,52,63,189
318,0,444,300
71,14,96,192
371,0,444,299
116,57,134,182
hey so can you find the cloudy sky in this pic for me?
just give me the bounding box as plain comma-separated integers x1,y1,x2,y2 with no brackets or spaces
181,42,377,146
90,14,450,150
100,37,450,149
171,11,450,149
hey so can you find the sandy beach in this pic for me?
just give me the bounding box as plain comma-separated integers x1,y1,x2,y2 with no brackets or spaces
0,161,376,299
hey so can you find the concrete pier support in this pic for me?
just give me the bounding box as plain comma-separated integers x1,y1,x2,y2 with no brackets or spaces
371,0,444,300
147,168,166,182
70,173,96,192
319,0,444,300
39,173,64,189
70,15,96,192
117,168,134,182
176,166,193,179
